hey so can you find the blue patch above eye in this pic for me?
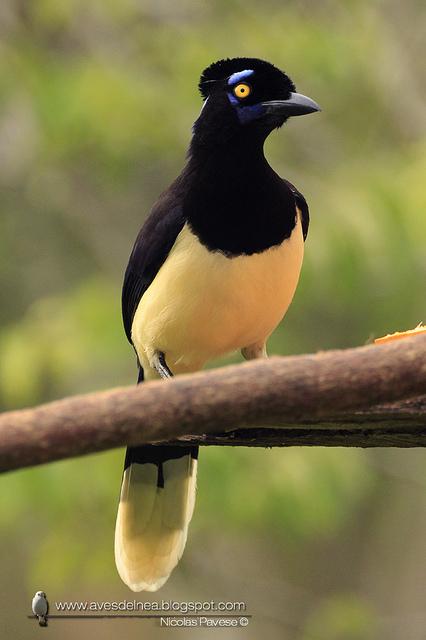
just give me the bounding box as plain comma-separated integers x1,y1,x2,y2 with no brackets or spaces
227,69,254,85
226,69,264,124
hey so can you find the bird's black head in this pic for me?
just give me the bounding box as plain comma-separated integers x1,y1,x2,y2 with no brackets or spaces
192,57,320,148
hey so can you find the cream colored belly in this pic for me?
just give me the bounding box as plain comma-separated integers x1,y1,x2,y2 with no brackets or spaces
132,217,304,378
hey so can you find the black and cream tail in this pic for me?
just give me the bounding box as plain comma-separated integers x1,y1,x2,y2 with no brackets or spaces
114,444,198,592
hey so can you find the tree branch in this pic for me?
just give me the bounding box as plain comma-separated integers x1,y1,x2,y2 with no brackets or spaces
0,335,425,473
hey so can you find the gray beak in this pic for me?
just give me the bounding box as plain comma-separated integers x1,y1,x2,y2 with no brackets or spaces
261,92,321,117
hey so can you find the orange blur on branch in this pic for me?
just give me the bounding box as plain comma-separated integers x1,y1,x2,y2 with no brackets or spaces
374,323,426,344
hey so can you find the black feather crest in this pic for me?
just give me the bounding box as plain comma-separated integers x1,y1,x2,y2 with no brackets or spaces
199,57,294,98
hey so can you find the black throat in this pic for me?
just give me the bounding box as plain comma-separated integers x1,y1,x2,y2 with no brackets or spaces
182,129,297,257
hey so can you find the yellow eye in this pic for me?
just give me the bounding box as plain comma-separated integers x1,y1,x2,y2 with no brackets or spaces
233,83,251,99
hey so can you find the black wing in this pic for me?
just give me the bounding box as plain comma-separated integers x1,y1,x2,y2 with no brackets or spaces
122,193,186,344
282,178,310,241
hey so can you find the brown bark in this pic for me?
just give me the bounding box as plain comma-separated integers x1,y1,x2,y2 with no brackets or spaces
0,335,425,473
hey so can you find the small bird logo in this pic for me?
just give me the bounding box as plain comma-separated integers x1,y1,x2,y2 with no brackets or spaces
32,590,49,627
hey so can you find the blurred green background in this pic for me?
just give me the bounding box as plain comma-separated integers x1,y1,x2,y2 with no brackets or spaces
0,0,425,638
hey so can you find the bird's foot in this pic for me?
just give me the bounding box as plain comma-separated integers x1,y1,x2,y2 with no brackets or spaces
152,351,173,379
241,342,268,361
